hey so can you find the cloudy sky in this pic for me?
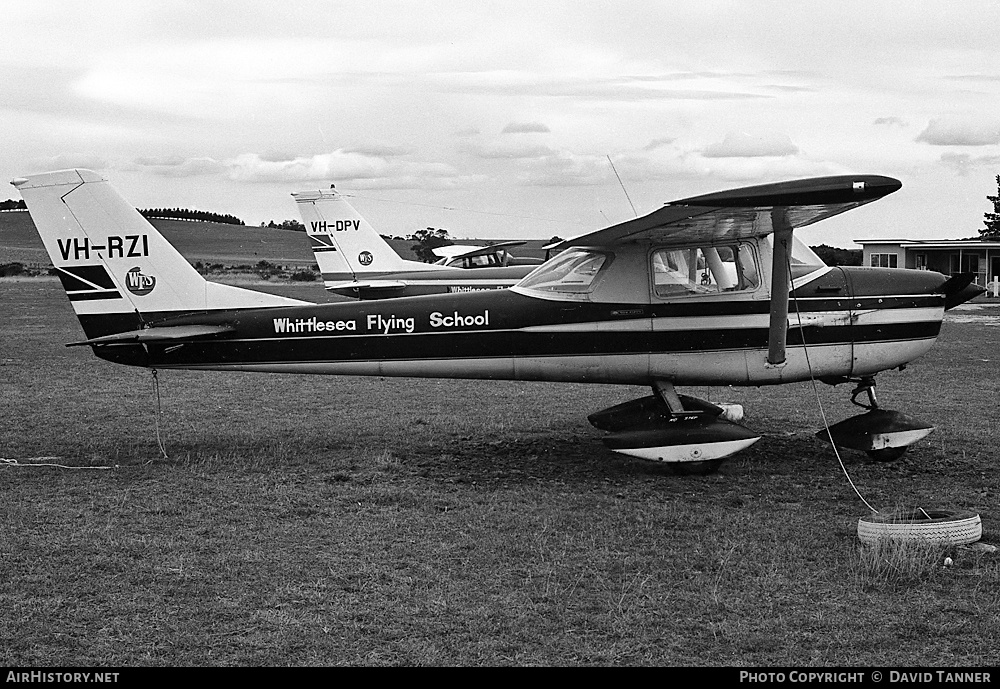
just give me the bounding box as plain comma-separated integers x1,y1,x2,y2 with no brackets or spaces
3,0,999,247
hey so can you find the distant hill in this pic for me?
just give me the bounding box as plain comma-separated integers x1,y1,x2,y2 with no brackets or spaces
0,210,551,269
0,211,318,268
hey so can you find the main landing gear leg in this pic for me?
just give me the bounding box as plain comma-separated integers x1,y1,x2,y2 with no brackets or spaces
850,377,880,411
587,381,761,476
817,376,935,462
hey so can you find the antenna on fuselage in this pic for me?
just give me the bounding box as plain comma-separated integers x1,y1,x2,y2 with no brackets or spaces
607,155,637,218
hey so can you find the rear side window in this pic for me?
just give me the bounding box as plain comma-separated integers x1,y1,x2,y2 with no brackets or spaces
651,243,759,298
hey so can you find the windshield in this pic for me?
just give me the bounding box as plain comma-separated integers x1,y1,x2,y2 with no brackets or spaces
516,249,611,293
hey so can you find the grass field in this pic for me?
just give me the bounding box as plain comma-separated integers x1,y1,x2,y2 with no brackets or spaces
1,278,998,667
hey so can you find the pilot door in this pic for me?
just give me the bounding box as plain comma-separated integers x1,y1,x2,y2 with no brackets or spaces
649,242,764,385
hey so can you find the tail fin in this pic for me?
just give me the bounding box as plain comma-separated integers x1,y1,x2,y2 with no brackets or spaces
12,169,307,336
293,188,435,281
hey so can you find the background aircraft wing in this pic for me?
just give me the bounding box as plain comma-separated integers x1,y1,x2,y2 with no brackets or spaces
554,175,901,249
433,241,527,260
432,245,476,259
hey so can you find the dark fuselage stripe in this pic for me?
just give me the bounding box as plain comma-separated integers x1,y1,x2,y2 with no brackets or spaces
68,291,123,302
95,320,942,369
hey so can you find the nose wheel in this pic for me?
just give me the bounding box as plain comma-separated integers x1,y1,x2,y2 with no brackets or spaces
818,376,934,461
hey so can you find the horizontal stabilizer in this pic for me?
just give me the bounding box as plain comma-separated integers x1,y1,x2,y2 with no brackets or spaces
67,324,235,347
325,280,407,292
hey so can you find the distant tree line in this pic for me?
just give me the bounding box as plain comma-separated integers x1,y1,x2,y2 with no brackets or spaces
260,219,305,232
810,244,862,266
140,207,245,225
1,199,26,211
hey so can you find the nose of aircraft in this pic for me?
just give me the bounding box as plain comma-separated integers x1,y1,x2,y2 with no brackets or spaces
839,266,985,310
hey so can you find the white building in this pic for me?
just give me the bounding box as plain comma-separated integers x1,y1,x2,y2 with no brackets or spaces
856,238,1000,292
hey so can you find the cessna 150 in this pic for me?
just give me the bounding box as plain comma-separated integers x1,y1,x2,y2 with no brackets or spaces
13,169,982,474
431,241,542,269
294,188,540,298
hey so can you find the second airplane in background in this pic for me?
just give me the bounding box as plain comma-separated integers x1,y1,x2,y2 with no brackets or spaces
294,188,541,299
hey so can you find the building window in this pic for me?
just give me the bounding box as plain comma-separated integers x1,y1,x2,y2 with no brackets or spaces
870,253,898,268
915,254,927,270
951,254,983,274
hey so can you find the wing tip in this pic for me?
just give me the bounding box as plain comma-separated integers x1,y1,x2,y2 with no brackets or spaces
672,174,902,208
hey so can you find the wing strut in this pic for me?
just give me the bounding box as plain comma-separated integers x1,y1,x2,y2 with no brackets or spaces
766,208,792,365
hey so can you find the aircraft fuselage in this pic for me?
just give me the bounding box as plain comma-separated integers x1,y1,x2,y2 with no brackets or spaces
87,264,949,388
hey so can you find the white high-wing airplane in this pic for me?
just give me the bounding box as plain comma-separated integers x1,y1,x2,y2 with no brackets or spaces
293,188,540,298
431,241,543,268
13,169,982,474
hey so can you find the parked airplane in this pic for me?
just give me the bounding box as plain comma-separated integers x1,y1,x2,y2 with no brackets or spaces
294,188,540,298
431,241,543,269
13,169,982,474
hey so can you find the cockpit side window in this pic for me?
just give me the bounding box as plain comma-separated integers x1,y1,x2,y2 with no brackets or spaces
651,243,760,298
517,248,611,293
764,235,827,279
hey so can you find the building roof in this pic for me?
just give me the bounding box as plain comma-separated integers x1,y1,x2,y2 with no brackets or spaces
855,238,1000,249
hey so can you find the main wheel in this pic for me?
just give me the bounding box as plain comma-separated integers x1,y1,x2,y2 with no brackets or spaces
667,459,724,476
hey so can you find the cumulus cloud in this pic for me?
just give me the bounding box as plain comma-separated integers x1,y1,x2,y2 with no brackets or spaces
224,150,460,188
466,142,557,160
643,137,678,151
702,131,799,158
343,144,411,158
515,152,611,187
916,118,1000,146
874,116,907,127
135,156,224,177
434,72,771,103
502,122,551,134
28,153,109,172
940,151,1000,175
698,156,848,183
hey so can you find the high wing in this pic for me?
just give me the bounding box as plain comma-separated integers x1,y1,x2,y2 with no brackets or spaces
547,174,901,369
555,175,901,249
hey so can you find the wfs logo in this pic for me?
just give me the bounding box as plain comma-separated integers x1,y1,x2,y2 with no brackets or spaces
124,266,156,296
358,251,374,266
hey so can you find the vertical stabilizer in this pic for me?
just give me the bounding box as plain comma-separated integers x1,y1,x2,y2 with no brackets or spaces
294,188,436,281
12,169,308,335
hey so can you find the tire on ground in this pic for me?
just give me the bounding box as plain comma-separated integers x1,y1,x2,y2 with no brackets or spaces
857,508,982,546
